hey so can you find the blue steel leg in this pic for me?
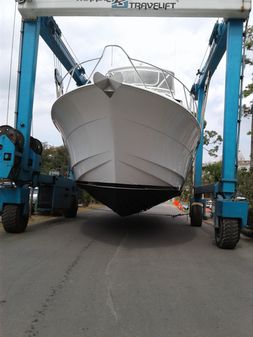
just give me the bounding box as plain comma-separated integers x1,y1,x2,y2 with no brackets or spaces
221,19,243,196
194,86,205,189
0,19,40,218
16,19,40,181
191,87,206,224
217,19,248,228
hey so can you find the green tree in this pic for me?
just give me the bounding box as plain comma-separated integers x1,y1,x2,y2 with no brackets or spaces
40,143,95,205
41,143,69,175
202,161,222,184
181,128,222,201
203,121,223,158
243,25,253,169
237,169,253,208
201,162,253,207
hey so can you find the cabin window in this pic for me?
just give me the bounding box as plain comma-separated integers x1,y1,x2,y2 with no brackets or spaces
158,73,174,92
109,68,174,92
139,70,160,86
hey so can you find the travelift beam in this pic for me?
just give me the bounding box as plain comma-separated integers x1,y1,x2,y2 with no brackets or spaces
16,19,40,180
18,0,251,19
222,19,244,197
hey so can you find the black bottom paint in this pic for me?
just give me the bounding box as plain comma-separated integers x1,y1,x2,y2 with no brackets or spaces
77,181,181,216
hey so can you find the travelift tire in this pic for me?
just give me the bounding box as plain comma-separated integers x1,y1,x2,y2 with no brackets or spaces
215,218,240,249
2,204,29,233
190,203,203,227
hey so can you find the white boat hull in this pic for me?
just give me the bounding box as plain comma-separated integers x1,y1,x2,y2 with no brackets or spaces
52,83,200,215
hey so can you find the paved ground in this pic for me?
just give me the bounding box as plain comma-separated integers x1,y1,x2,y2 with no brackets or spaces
0,204,253,337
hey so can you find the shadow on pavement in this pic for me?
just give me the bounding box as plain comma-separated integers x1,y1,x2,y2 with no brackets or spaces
80,207,197,248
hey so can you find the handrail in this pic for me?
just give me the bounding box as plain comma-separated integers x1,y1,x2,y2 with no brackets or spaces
58,45,197,115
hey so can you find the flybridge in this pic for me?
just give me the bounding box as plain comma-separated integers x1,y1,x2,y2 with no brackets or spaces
18,0,251,19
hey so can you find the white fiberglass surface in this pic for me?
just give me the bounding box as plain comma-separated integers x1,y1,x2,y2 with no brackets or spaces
52,83,200,188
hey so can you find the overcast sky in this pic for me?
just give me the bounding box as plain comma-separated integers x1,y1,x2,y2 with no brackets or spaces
0,1,252,162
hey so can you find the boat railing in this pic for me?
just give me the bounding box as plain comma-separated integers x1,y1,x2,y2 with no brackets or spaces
58,45,197,115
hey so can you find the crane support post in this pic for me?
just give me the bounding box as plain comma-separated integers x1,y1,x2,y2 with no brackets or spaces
192,21,228,192
191,19,249,236
18,0,251,19
192,20,244,195
221,19,244,196
16,19,40,182
40,17,87,86
193,86,205,189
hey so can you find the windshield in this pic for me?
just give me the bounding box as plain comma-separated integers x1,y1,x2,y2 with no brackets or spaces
109,68,175,92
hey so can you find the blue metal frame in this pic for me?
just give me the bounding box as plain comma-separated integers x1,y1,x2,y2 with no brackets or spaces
0,137,17,180
0,19,41,213
0,187,30,216
192,19,248,228
194,87,205,189
192,21,227,187
222,20,244,197
216,199,248,227
0,16,249,228
40,17,87,86
0,16,83,215
16,19,41,182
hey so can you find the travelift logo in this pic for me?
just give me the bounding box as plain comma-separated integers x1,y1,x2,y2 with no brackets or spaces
111,1,177,10
128,2,177,10
75,0,177,11
112,0,128,8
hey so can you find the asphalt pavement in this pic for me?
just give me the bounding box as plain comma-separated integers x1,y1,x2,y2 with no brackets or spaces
0,204,253,337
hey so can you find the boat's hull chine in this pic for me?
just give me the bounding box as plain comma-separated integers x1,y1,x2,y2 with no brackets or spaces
78,181,181,216
52,81,200,216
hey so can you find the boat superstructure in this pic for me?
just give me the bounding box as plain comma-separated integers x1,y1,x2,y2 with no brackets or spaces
52,46,200,216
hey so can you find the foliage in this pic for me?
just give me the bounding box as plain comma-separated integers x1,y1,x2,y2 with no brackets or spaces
41,143,94,205
41,143,69,175
238,25,253,217
181,166,193,202
243,84,253,98
78,190,96,206
201,160,253,208
202,120,222,158
237,168,253,208
243,25,253,169
202,161,222,184
180,122,222,200
204,129,223,158
181,128,222,201
244,25,253,65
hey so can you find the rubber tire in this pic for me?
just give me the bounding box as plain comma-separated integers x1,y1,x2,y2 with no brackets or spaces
63,197,78,218
190,204,203,227
215,218,240,249
2,204,29,233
